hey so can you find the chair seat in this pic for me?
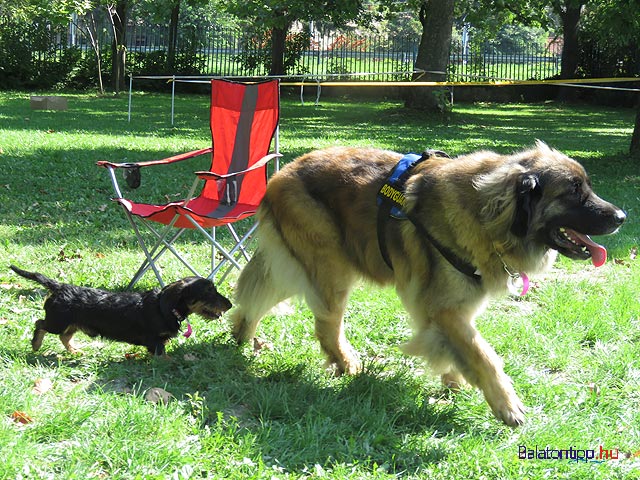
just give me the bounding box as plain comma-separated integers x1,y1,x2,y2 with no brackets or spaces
118,197,259,229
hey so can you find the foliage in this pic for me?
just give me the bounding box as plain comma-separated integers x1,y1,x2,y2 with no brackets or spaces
132,0,238,30
233,26,312,76
226,0,371,75
576,0,640,77
0,17,79,89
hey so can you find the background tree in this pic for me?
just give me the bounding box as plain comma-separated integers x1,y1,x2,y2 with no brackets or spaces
168,0,180,71
225,0,370,76
548,0,584,79
576,0,640,153
134,0,228,74
109,1,128,94
632,105,640,156
20,0,120,94
404,0,455,110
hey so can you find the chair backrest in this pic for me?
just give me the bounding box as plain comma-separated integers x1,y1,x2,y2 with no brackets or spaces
202,79,280,209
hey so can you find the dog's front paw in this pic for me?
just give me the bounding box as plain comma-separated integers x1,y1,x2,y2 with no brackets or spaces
230,311,258,344
485,381,526,427
493,396,526,427
325,355,362,376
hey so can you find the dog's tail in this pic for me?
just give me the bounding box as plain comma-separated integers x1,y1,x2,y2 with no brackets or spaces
10,265,61,290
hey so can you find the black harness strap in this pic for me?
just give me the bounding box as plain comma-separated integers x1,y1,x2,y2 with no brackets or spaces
405,211,482,282
376,152,427,268
376,149,482,283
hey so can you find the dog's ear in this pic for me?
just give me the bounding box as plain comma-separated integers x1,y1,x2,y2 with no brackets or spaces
510,173,541,237
158,280,187,318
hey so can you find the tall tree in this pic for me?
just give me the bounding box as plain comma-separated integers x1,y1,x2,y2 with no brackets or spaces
555,0,584,79
109,1,128,94
167,0,180,71
405,0,455,110
631,103,640,156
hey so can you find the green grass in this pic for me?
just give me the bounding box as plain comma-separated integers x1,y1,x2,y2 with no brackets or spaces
1,89,639,479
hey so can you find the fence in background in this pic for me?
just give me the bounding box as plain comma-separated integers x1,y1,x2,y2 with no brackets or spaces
1,19,566,85
115,24,564,81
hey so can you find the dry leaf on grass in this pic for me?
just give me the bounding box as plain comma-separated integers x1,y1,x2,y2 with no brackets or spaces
11,411,33,424
57,248,82,262
253,337,273,353
32,378,53,395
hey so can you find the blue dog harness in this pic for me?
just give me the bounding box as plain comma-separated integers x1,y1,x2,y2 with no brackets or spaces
376,150,482,282
376,152,423,219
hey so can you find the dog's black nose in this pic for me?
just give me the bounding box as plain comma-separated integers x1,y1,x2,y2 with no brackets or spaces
614,209,626,225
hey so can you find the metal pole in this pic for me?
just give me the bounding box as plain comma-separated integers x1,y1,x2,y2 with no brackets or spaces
171,75,176,126
128,75,133,122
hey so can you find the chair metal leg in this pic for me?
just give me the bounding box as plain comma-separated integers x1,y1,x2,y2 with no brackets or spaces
126,214,204,288
211,227,216,275
128,227,188,288
226,224,252,262
123,209,166,289
184,216,243,270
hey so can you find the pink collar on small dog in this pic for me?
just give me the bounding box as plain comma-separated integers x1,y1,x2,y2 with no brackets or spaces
183,322,192,338
171,309,193,338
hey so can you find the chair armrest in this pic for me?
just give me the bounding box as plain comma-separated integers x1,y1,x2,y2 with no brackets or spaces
97,147,213,169
195,153,282,180
98,147,213,198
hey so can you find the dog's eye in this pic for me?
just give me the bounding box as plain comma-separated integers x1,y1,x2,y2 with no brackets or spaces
571,179,583,196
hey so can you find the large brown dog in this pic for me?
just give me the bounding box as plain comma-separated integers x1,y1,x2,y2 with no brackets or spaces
230,141,625,426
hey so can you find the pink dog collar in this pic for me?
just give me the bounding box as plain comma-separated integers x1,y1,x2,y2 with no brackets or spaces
183,323,193,338
507,272,529,296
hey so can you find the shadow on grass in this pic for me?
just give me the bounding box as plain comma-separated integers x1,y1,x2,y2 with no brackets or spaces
21,331,469,474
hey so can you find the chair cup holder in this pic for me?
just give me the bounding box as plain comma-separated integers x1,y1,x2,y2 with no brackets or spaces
122,165,141,189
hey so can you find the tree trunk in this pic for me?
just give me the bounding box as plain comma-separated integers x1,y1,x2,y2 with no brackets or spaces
167,1,180,72
557,1,584,101
559,3,582,78
81,12,104,95
269,24,288,76
631,99,640,156
110,1,128,94
405,0,455,110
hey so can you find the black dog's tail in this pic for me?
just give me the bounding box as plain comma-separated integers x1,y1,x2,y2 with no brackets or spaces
10,265,61,290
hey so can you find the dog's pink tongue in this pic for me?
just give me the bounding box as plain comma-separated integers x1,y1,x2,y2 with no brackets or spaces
572,230,607,267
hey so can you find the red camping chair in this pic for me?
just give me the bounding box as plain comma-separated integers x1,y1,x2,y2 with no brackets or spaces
98,79,280,288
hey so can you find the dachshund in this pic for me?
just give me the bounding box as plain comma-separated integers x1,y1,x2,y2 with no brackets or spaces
10,265,232,356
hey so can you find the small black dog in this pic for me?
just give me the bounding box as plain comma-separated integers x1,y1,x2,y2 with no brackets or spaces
10,265,232,356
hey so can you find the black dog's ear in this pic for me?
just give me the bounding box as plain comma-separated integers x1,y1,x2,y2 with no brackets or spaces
158,280,187,318
511,173,541,237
